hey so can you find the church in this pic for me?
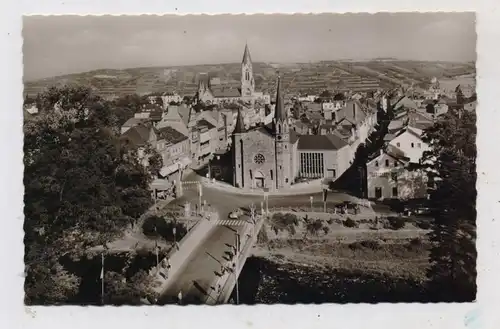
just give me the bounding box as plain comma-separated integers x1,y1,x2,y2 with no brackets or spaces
196,44,269,105
232,76,300,191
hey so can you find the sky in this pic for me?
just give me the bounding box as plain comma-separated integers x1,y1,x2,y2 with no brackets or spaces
23,13,476,81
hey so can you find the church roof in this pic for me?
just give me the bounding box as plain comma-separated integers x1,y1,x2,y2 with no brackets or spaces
233,108,245,133
242,43,252,64
297,134,348,151
211,87,241,98
274,76,286,122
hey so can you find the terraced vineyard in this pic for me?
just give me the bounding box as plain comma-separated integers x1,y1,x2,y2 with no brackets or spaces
24,60,475,98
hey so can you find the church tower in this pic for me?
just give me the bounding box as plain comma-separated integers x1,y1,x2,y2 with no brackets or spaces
241,43,255,101
272,75,291,189
232,108,246,188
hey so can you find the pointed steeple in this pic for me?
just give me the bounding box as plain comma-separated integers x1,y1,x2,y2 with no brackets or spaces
234,108,245,134
274,75,286,122
242,43,252,64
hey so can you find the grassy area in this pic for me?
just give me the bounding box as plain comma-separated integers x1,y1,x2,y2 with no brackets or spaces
255,211,431,281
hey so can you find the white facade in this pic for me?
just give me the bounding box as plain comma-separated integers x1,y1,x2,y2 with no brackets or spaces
388,128,429,164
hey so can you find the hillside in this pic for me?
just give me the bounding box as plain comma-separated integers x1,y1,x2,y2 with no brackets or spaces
24,60,475,99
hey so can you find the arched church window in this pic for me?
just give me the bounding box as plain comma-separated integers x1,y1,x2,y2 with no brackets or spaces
254,153,265,164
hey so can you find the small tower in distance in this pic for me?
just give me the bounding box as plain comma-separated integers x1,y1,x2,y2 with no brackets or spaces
241,43,255,102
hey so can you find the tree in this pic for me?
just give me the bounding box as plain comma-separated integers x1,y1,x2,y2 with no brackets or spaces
110,94,150,126
104,270,159,305
155,96,164,107
143,144,163,178
319,90,333,99
419,109,476,301
24,86,154,304
333,93,345,101
182,96,193,105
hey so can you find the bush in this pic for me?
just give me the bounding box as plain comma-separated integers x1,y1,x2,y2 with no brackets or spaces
327,218,334,225
386,216,406,230
348,241,363,250
272,213,299,228
322,226,330,235
406,237,424,251
142,215,187,242
306,219,324,236
257,228,269,243
415,220,432,230
343,218,357,228
360,239,381,250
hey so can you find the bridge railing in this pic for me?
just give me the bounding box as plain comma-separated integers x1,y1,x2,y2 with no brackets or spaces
207,215,267,305
151,212,218,296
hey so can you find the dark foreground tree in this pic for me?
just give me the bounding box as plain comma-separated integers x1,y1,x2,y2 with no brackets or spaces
420,109,477,301
24,86,154,304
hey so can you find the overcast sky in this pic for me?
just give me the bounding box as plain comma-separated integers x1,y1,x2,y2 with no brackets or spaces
23,13,476,81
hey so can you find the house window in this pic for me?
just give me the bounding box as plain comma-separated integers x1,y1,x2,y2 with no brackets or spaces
396,142,400,147
375,161,379,167
417,143,422,148
285,178,289,183
270,170,273,180
411,142,415,148
394,161,398,167
385,159,389,167
392,187,398,197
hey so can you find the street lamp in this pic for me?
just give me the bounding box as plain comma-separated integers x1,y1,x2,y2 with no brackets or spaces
310,196,314,212
234,232,240,305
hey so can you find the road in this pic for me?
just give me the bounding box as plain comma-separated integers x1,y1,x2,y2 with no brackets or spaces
174,172,357,220
158,216,253,304
157,172,358,304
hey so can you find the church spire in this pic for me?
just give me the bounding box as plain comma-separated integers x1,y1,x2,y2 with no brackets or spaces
234,108,245,134
274,74,286,122
242,43,252,64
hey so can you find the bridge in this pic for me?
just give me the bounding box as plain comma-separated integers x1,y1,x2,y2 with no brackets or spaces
150,202,267,305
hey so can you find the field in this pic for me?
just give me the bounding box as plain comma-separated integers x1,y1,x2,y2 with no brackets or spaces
24,60,475,99
253,211,431,281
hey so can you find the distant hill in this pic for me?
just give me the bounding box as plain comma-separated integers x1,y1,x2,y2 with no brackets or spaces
24,60,476,98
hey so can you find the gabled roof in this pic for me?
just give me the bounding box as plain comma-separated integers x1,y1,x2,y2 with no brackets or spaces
122,117,148,128
289,130,300,144
156,126,188,145
120,123,152,147
298,134,348,151
388,119,404,132
393,96,419,111
163,105,184,122
177,104,191,126
211,87,241,98
367,149,409,166
197,119,216,130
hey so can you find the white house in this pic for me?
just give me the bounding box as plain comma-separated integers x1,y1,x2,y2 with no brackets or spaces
387,127,429,164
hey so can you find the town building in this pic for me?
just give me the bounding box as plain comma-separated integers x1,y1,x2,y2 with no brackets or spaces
196,44,270,105
366,150,428,200
232,75,296,190
387,126,430,164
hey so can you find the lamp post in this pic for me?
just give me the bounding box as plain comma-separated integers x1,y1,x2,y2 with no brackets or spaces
234,232,240,305
310,196,314,213
198,183,203,215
